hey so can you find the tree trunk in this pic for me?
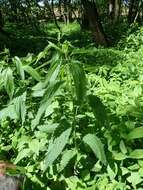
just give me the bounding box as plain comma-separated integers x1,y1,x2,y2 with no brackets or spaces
109,0,115,22
81,0,108,46
44,0,61,32
81,10,89,30
58,0,62,20
63,0,72,24
114,0,121,22
128,0,135,23
128,0,140,24
109,0,121,23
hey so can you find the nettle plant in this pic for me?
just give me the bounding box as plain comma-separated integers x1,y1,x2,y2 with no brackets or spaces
0,42,109,189
1,41,143,189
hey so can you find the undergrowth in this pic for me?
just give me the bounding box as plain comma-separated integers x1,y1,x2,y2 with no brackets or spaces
1,23,143,190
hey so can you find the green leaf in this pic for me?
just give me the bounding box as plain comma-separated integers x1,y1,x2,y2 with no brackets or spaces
13,56,25,80
127,127,143,140
83,134,107,165
81,169,90,181
139,168,143,177
128,164,140,171
113,152,127,160
121,167,129,176
32,62,61,97
0,93,26,122
127,172,143,186
29,139,40,155
3,68,14,99
69,61,87,104
25,53,35,65
88,95,107,126
28,174,44,187
107,164,118,180
59,149,76,172
48,41,63,54
32,81,63,129
129,149,143,159
14,92,27,125
0,105,18,120
48,62,61,83
43,127,71,171
14,148,31,164
35,45,50,64
0,73,4,90
65,176,87,190
45,104,54,117
36,51,46,64
16,136,31,150
37,123,59,133
120,140,127,154
23,65,41,81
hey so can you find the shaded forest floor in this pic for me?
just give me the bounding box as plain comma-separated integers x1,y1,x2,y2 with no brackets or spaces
0,21,130,56
0,21,139,66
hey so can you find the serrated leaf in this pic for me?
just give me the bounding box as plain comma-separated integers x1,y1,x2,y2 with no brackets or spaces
127,127,143,140
29,139,40,155
37,123,59,133
113,152,127,160
128,164,140,171
0,105,18,120
43,128,71,171
32,82,45,92
127,172,143,186
129,149,143,159
32,81,63,129
23,65,41,81
107,164,118,180
121,167,129,176
65,176,86,189
48,41,63,54
32,63,61,97
59,149,76,172
83,134,107,165
69,61,87,104
45,104,54,117
3,68,14,99
32,89,45,97
120,140,127,154
48,62,61,83
0,92,26,122
14,92,27,125
14,148,31,164
13,56,25,80
17,136,31,150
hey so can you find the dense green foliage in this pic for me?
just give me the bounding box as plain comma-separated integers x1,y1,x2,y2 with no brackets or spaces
1,22,143,189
